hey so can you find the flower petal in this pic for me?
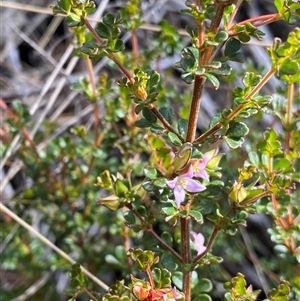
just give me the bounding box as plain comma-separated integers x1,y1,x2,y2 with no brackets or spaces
194,170,209,181
196,233,205,244
190,231,198,240
166,177,178,189
196,245,207,255
185,179,206,193
183,166,194,178
173,186,185,207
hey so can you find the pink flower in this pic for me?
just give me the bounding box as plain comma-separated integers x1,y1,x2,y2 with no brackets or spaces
191,155,210,181
162,287,184,301
191,231,207,255
166,168,206,208
151,287,184,301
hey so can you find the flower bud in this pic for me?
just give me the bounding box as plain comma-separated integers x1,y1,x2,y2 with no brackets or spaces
228,181,247,203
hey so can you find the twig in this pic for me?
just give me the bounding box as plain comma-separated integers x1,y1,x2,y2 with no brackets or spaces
150,106,185,143
127,205,182,262
181,217,192,301
83,288,99,301
193,68,276,145
227,0,244,29
192,225,220,263
186,2,228,143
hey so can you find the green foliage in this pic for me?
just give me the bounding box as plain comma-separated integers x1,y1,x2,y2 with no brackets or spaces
268,28,300,83
2,1,300,301
224,273,261,301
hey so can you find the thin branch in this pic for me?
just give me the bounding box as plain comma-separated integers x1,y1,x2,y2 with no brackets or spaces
231,13,279,28
240,190,270,205
194,68,276,145
150,106,185,143
147,227,182,262
181,217,192,301
192,225,220,263
285,83,294,151
83,18,135,83
227,0,244,29
186,2,228,143
83,288,99,301
127,205,182,262
186,76,206,143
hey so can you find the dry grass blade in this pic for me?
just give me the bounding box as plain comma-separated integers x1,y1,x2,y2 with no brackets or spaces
0,44,75,179
0,203,110,291
10,272,52,301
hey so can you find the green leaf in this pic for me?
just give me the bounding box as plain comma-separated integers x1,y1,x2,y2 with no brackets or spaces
279,60,299,75
161,232,173,246
144,166,157,180
226,122,249,138
180,47,199,71
153,178,166,187
148,71,160,87
203,73,220,90
103,13,115,26
52,6,68,16
159,107,173,124
57,0,71,13
215,31,229,43
168,132,182,146
96,23,111,39
241,188,265,205
152,268,172,288
189,210,203,224
70,278,81,288
161,204,177,216
242,72,261,88
223,136,245,149
172,271,183,290
66,13,81,27
197,278,213,293
268,280,290,301
105,254,120,266
150,124,164,134
142,181,155,192
135,103,144,114
142,107,157,124
210,63,232,76
181,72,195,84
123,210,135,224
274,0,284,13
194,294,212,301
111,39,125,52
115,245,126,262
225,38,241,57
178,118,188,137
135,118,152,128
161,253,178,270
273,158,293,173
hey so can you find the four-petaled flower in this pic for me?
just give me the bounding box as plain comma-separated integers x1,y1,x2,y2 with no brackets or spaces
191,155,210,181
166,167,206,208
191,231,207,255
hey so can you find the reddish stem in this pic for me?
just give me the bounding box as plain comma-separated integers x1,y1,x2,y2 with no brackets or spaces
231,13,279,28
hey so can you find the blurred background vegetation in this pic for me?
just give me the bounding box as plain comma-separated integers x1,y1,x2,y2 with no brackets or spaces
0,0,299,300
